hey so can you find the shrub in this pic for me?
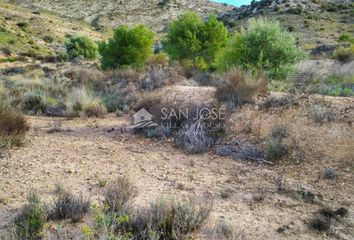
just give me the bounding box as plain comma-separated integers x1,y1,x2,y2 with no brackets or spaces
17,91,47,114
99,25,154,69
103,176,137,213
0,103,29,148
65,35,98,60
206,220,242,240
13,193,46,240
319,74,354,97
265,125,289,162
322,168,337,179
333,46,354,62
175,119,214,154
309,105,325,125
164,12,228,70
215,68,266,107
48,188,90,223
321,3,339,12
82,101,107,117
253,186,268,202
145,53,169,66
287,7,303,15
309,217,331,231
338,33,353,43
65,88,106,118
218,18,304,79
64,67,105,90
130,195,212,239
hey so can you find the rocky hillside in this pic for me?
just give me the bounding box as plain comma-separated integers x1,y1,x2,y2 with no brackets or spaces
4,0,232,34
0,3,105,58
218,0,353,53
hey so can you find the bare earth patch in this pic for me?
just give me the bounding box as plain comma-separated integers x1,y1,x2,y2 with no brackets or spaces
0,110,353,239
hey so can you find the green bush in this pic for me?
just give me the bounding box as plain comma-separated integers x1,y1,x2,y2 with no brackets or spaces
218,18,304,79
65,35,98,60
164,12,228,70
99,25,154,70
333,46,354,62
319,74,354,97
338,33,353,43
13,193,46,239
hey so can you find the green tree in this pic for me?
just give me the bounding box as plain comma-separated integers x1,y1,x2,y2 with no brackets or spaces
218,18,304,79
99,25,155,70
164,12,228,70
65,36,98,60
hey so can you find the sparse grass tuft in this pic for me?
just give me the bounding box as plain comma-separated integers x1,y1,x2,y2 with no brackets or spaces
253,186,268,202
206,219,244,240
103,176,137,213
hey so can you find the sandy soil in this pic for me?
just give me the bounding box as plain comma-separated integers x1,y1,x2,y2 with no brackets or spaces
0,108,353,239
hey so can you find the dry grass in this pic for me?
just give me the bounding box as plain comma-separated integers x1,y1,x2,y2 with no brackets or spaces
215,69,267,107
103,176,137,213
0,103,29,148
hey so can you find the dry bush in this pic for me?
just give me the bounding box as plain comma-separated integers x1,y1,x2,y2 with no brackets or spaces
130,195,212,240
103,176,137,213
64,67,105,90
107,67,143,84
215,68,267,108
145,53,169,66
0,104,29,148
175,119,214,154
265,125,289,162
205,219,246,240
48,188,90,223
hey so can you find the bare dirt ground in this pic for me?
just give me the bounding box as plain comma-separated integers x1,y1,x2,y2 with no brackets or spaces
0,97,353,239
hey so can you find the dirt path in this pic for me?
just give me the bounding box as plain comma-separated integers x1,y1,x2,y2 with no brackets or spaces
0,115,353,239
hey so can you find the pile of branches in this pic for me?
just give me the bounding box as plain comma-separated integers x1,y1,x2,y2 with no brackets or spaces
175,119,214,154
216,141,273,165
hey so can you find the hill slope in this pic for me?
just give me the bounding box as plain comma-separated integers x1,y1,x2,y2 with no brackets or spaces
0,3,105,58
4,0,232,33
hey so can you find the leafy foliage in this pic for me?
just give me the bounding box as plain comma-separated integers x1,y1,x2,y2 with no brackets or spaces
164,12,228,70
218,18,304,79
65,36,98,60
99,25,155,69
13,193,46,240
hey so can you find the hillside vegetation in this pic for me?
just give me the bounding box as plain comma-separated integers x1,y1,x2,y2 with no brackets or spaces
219,0,353,52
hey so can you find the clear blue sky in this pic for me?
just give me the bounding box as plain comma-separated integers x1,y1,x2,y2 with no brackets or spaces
211,0,252,7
